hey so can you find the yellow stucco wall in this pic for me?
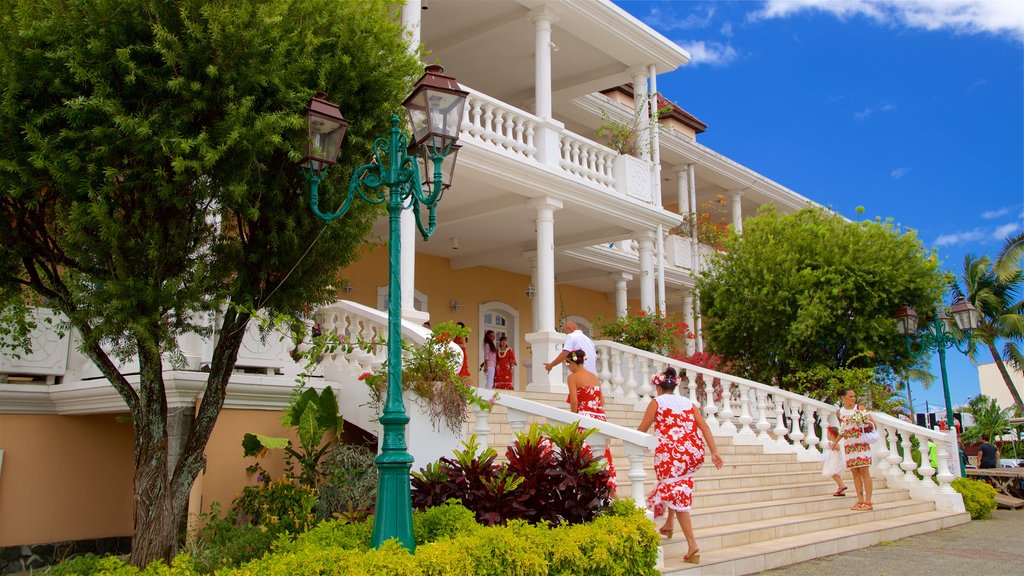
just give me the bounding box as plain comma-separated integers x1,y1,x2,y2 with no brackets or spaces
0,414,135,547
338,247,628,388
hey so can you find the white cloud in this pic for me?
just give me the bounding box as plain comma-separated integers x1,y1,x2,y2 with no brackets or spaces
934,229,986,246
721,21,734,37
890,166,911,178
854,101,897,120
993,222,1021,239
679,40,740,67
646,5,717,31
750,1,1024,41
981,207,1010,219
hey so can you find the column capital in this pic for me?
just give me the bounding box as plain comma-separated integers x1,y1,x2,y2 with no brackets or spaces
529,196,563,213
528,6,560,25
627,65,649,80
635,229,657,243
609,271,634,283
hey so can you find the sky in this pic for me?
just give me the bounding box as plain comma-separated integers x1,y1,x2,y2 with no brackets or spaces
618,0,1024,413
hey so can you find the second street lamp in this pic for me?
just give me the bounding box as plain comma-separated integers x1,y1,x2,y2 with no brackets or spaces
893,299,980,476
299,65,468,551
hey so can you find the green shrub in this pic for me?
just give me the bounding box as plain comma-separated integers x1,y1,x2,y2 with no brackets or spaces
951,477,998,519
317,443,378,522
186,508,278,573
233,479,317,533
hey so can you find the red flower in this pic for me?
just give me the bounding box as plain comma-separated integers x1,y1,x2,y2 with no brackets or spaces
358,372,371,381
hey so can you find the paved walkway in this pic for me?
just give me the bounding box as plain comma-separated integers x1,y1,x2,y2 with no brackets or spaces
755,509,1024,575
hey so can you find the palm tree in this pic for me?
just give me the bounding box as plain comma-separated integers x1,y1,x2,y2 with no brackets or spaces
950,254,1024,411
960,394,1011,444
995,231,1024,283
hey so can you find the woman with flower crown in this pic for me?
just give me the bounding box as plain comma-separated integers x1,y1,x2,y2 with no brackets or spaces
638,367,722,565
838,388,877,511
565,349,616,492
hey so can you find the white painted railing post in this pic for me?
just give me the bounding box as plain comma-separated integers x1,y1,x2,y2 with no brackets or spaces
507,408,529,434
733,384,758,445
598,349,612,395
788,401,807,458
933,435,965,512
874,426,892,478
624,354,639,403
802,407,820,454
624,444,651,518
755,389,772,445
885,429,904,485
686,369,698,403
718,381,737,434
899,430,918,489
769,397,792,453
702,378,719,431
472,405,492,451
610,350,625,399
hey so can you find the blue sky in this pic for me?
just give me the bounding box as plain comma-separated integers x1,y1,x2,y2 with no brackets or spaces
619,0,1024,412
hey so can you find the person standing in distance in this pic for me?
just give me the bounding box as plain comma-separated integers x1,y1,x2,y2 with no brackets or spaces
977,435,1000,469
544,320,596,374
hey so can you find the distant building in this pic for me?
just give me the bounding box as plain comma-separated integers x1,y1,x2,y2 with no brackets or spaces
977,362,1024,410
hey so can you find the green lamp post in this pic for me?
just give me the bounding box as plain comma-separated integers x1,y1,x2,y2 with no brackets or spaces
893,298,980,476
300,65,468,551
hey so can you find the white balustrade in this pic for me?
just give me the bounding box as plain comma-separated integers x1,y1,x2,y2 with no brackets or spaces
718,381,737,434
702,378,719,430
733,384,757,445
559,133,616,188
802,407,819,453
461,90,537,161
874,426,893,478
754,389,772,444
472,404,492,451
770,398,792,453
685,369,698,403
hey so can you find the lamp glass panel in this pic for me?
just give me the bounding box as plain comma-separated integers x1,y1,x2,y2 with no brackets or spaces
307,112,345,167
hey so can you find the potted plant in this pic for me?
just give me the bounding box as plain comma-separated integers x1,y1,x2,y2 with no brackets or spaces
359,321,493,434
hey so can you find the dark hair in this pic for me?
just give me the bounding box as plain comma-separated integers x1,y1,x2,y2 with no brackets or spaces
840,388,856,398
499,335,508,343
566,349,586,365
657,367,678,391
483,330,497,353
980,435,989,442
457,321,466,328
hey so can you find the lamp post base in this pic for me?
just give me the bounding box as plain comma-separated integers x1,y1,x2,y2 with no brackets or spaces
370,412,416,551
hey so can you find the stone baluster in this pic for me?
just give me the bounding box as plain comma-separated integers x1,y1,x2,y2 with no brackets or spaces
686,369,698,403
623,353,639,402
702,378,720,430
638,357,653,399
788,401,805,453
589,432,610,478
916,434,937,492
755,389,772,443
873,426,891,477
610,350,625,399
483,103,495,137
524,122,536,157
468,99,483,136
623,444,651,518
802,407,820,453
899,429,918,488
503,113,515,151
512,117,525,154
734,384,757,444
506,408,529,435
885,428,904,485
718,380,737,434
771,397,791,452
598,348,612,395
934,437,959,504
472,404,492,450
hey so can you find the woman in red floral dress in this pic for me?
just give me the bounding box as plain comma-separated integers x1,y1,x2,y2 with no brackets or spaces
638,367,723,565
493,335,517,390
565,349,616,492
454,322,471,384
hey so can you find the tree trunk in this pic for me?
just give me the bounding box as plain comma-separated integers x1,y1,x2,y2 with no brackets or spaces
988,341,1024,411
127,308,251,567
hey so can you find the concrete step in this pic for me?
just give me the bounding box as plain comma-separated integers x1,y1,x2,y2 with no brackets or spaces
693,478,887,508
660,509,970,575
686,487,910,530
660,498,938,556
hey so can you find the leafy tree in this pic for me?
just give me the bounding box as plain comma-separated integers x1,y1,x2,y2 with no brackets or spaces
0,0,421,566
960,394,1011,444
995,231,1024,282
950,254,1024,410
697,206,945,386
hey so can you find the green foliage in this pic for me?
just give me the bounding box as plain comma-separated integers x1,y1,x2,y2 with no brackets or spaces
597,308,690,354
782,363,904,414
411,424,613,526
675,194,734,250
359,321,493,434
960,394,1011,443
951,477,998,520
184,504,279,573
233,479,318,534
0,0,422,564
595,99,672,158
698,206,946,385
242,386,341,487
316,443,378,522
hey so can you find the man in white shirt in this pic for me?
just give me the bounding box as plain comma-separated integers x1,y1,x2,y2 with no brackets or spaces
544,320,597,374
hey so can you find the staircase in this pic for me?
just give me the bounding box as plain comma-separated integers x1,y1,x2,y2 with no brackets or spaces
481,390,969,575
316,301,970,576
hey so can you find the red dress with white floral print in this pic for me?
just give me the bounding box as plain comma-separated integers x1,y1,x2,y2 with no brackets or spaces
571,385,617,489
494,348,516,390
647,395,705,515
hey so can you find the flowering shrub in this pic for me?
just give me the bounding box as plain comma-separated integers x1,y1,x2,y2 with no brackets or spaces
672,351,735,405
675,194,734,251
359,321,493,434
597,309,690,354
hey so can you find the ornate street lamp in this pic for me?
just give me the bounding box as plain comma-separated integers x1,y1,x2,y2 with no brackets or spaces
894,298,980,476
300,65,467,551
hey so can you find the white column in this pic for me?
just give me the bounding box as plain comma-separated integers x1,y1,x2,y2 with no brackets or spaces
682,289,695,355
687,164,703,353
399,0,428,325
637,231,655,311
629,67,650,162
531,8,557,120
611,272,633,318
656,225,666,314
677,167,690,215
530,257,539,333
649,64,661,207
526,197,565,393
731,190,743,234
